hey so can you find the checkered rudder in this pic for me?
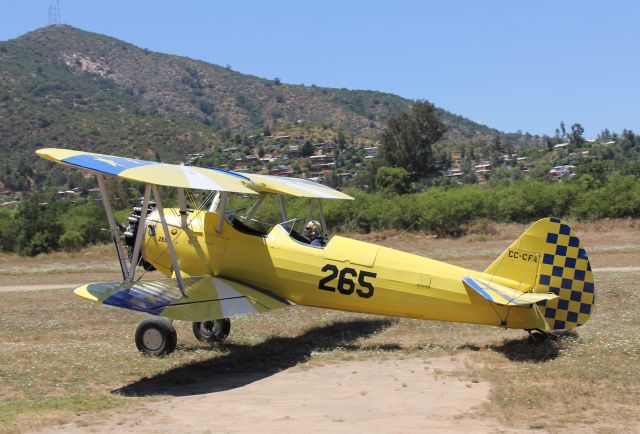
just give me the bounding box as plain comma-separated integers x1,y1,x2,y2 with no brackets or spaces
534,218,595,330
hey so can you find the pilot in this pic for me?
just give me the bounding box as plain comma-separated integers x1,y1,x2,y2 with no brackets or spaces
305,220,325,247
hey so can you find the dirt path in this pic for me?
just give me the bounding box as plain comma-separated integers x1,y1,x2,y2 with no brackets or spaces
33,357,534,434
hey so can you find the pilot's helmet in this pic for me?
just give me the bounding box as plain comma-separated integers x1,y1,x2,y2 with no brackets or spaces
305,220,322,239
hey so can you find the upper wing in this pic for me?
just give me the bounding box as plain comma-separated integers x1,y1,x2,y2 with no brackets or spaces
36,148,352,199
74,275,292,321
463,276,558,306
244,173,353,200
36,148,257,194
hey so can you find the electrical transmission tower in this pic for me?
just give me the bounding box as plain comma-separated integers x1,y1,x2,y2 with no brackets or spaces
48,0,61,26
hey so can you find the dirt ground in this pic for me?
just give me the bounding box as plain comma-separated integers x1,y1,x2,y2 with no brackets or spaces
33,357,509,434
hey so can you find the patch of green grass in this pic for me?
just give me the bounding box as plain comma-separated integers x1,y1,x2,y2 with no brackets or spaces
0,395,123,427
0,263,120,275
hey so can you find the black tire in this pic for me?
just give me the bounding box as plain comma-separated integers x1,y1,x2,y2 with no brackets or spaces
135,317,177,356
528,331,547,345
192,318,231,343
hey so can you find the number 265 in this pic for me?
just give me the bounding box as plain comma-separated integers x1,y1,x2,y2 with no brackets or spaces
318,264,376,299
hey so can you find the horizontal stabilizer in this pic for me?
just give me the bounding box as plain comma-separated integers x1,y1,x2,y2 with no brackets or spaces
463,276,558,306
74,276,291,321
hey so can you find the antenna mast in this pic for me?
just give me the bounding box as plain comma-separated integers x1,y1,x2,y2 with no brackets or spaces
47,0,61,26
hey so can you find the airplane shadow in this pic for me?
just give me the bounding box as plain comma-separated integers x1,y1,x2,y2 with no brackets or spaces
113,318,395,397
488,330,579,362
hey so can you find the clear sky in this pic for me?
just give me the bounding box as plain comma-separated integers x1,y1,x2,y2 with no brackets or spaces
1,0,638,138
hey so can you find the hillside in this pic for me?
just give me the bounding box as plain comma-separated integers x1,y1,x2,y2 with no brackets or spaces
0,25,512,192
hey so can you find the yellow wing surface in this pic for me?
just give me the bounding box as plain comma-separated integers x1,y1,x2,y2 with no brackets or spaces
74,276,291,321
36,148,256,194
36,148,352,199
244,173,353,200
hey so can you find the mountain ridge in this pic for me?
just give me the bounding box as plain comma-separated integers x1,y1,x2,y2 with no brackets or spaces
0,25,524,192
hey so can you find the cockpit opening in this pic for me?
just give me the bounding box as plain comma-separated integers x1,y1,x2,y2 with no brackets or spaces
211,192,330,247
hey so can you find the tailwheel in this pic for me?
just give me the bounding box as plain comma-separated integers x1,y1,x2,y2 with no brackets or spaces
192,319,231,343
135,317,177,356
527,329,558,345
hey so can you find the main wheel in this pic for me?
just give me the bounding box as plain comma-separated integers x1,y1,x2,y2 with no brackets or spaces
192,318,231,343
135,317,177,356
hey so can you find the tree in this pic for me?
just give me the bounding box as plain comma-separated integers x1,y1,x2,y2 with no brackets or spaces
16,192,65,256
622,129,637,150
379,101,446,181
569,123,585,147
337,130,346,148
598,128,612,141
302,140,314,157
375,166,410,194
543,135,554,151
0,209,17,252
59,230,83,252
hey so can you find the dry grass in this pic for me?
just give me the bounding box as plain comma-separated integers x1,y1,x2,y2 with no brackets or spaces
0,220,638,432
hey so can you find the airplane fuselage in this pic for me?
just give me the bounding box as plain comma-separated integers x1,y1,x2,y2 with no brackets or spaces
142,210,543,330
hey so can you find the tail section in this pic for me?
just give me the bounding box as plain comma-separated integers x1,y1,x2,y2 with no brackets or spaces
484,218,595,330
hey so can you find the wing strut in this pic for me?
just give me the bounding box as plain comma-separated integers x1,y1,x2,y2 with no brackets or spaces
316,199,327,236
177,187,188,228
96,174,129,281
278,194,287,221
209,192,220,212
244,192,268,222
151,184,186,296
304,199,328,236
128,183,151,281
217,192,228,234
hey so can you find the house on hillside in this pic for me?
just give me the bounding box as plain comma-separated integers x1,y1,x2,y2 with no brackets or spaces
549,165,576,181
474,162,492,182
271,165,293,177
553,143,569,152
244,154,258,163
443,169,464,179
288,144,300,155
364,147,378,160
310,155,334,169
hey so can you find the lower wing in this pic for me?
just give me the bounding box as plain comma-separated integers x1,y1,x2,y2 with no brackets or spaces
74,276,291,321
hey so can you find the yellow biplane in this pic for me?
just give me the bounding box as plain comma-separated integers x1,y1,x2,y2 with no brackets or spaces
37,148,595,355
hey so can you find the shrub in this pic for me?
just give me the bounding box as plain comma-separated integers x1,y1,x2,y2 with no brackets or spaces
59,230,83,252
418,186,490,236
375,167,410,195
571,174,640,220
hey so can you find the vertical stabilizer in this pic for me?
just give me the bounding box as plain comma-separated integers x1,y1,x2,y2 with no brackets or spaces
485,218,595,330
